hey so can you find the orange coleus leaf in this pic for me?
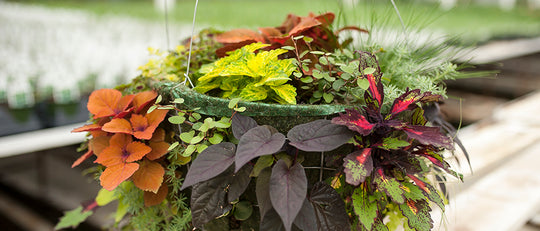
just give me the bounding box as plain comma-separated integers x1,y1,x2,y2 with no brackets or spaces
132,159,165,193
215,28,265,44
150,128,166,142
95,134,151,167
133,109,168,140
90,136,111,156
102,118,133,135
87,89,134,119
100,162,139,191
144,182,169,207
147,141,170,160
132,91,158,113
72,149,94,168
72,124,102,133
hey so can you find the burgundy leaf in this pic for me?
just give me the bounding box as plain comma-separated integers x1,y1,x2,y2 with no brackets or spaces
416,151,463,181
331,109,375,136
256,167,273,222
235,126,285,172
181,142,236,190
402,125,453,150
227,164,253,203
309,182,351,231
293,199,317,231
269,160,307,231
288,120,354,152
343,148,374,186
190,173,232,228
232,114,258,140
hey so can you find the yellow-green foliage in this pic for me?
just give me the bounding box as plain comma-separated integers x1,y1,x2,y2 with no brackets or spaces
138,46,188,82
194,43,297,104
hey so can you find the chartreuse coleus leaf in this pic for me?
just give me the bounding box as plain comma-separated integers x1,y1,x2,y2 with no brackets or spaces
373,168,405,204
378,137,410,150
194,42,297,104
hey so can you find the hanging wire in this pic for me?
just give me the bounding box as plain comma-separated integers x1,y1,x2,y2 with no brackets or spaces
164,0,170,49
181,0,199,88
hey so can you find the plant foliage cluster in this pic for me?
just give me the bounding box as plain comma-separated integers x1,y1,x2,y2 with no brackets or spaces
60,11,466,231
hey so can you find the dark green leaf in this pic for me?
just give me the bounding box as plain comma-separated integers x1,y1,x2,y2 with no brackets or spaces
181,142,236,189
343,148,373,186
235,126,285,172
352,186,379,231
232,114,258,140
378,137,410,150
251,155,274,177
309,182,351,231
288,120,354,152
270,160,307,231
234,201,253,221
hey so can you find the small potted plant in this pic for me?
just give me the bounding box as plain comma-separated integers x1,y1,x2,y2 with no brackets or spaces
57,11,467,231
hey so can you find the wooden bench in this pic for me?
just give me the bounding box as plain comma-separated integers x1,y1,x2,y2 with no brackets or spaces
433,91,540,231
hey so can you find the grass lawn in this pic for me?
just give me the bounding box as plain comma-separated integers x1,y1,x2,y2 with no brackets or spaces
7,0,540,43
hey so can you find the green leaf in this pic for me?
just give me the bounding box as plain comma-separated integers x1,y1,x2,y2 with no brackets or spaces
234,107,246,112
209,133,224,144
147,105,158,113
357,78,369,90
363,67,376,75
168,141,179,151
180,130,195,143
197,144,209,153
250,155,274,177
168,115,186,124
173,98,185,104
322,93,334,103
352,187,379,231
115,199,128,223
332,79,346,91
234,201,254,221
155,95,163,104
379,137,410,150
281,46,295,51
95,188,117,206
55,206,93,230
270,84,297,105
300,77,313,83
190,133,205,144
182,144,197,157
228,98,242,109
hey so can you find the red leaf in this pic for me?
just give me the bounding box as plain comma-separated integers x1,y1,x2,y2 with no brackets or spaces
216,40,258,58
258,27,282,39
132,91,157,113
314,12,335,27
100,163,139,191
288,17,321,36
132,159,165,193
366,74,383,106
402,125,453,149
389,89,423,117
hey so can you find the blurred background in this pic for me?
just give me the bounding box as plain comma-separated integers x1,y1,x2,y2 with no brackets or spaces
0,0,539,230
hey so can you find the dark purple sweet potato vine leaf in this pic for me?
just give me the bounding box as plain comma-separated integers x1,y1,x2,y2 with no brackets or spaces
287,119,354,152
235,125,286,172
309,182,351,231
190,172,233,228
232,113,258,140
181,142,236,189
227,164,253,203
269,160,307,231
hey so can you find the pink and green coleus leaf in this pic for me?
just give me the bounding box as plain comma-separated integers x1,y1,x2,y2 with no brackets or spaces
388,89,442,119
331,109,375,136
416,151,464,181
366,73,383,107
408,174,445,209
343,148,373,186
